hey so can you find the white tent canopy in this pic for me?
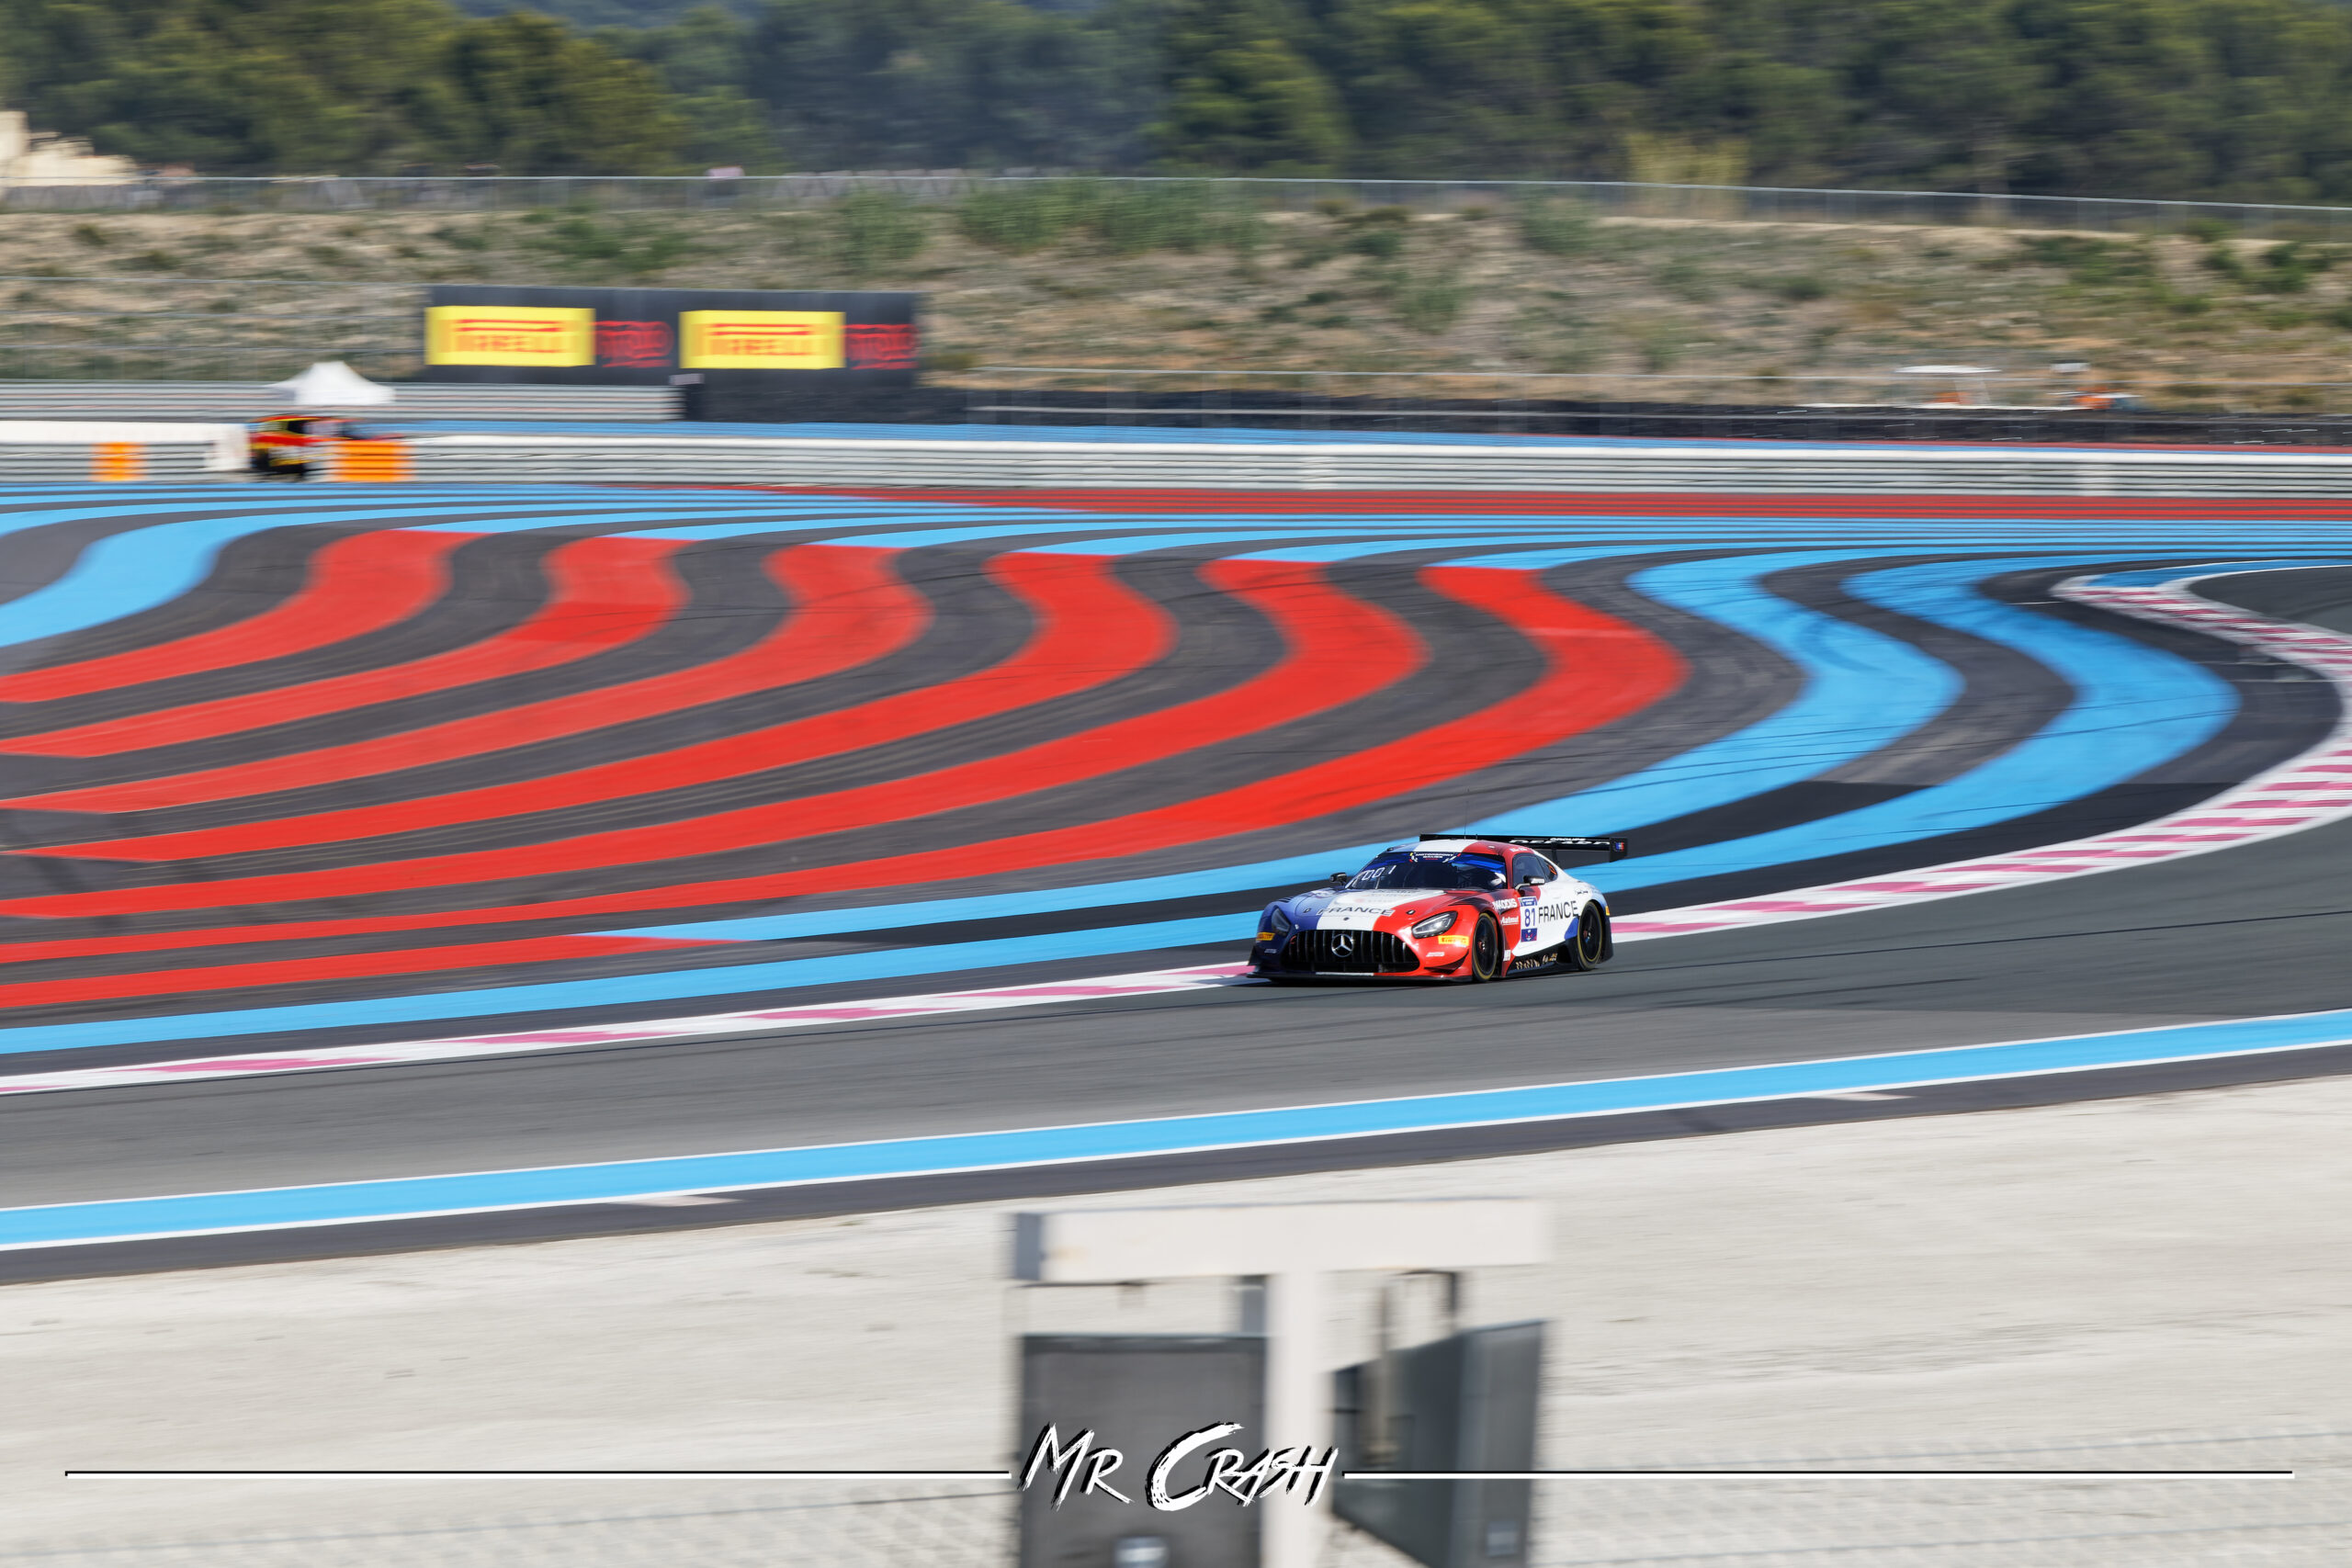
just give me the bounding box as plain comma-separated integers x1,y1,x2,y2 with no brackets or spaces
270,361,395,408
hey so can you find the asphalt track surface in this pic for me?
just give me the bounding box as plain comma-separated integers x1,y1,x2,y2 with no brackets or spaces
1,484,2349,1278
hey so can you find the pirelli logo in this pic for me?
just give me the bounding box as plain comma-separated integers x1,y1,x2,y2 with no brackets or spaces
425,306,595,367
679,310,844,370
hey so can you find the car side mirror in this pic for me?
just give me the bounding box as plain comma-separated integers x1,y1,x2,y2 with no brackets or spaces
1328,872,1351,887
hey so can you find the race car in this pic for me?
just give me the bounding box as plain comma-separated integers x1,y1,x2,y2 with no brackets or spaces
1250,835,1628,983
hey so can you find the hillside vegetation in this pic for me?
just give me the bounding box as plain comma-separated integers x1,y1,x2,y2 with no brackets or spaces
7,193,2352,403
14,0,2352,204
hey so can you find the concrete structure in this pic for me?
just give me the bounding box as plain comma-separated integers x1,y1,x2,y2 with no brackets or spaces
1014,1201,1551,1568
0,109,135,184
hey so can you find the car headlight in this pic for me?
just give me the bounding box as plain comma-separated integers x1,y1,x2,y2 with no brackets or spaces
1262,907,1294,940
1410,910,1457,938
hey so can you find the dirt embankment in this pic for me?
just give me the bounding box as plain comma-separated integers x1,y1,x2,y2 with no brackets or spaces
2,202,2346,404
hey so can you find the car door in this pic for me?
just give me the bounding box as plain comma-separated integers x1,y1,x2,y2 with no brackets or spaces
1507,852,1557,956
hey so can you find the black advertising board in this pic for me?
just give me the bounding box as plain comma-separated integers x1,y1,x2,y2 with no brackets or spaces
419,286,920,388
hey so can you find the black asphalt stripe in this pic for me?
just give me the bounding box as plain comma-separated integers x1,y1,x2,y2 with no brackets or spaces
0,540,2286,1006
116,531,1130,840
0,511,862,758
0,516,329,678
1606,567,2342,914
0,528,592,810
2199,564,2352,635
0,545,1787,954
0,525,377,733
1607,554,2079,859
15,532,819,843
0,510,225,625
945,547,1808,891
0,539,1060,889
0,543,1339,903
105,547,1548,900
0,496,750,688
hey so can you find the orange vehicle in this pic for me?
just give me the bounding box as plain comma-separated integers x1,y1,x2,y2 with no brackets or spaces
248,416,347,480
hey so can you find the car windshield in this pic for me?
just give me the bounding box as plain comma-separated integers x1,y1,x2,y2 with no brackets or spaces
1346,853,1506,892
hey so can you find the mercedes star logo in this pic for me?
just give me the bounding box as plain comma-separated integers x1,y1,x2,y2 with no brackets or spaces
1332,935,1353,954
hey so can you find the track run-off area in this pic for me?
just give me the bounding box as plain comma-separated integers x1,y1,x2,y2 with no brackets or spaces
0,480,2349,1277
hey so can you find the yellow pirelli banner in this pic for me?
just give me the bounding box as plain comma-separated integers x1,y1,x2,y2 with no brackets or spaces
679,310,844,370
426,306,595,367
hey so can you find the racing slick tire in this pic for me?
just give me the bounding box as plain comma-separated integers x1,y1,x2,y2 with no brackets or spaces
1466,914,1504,982
1556,902,1610,973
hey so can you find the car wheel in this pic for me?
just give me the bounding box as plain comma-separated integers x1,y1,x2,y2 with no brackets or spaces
1557,903,1609,972
1467,914,1503,982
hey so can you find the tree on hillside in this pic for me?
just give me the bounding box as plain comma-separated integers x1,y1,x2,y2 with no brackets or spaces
0,0,455,171
424,11,686,173
735,0,1160,169
604,5,785,168
1861,0,2050,194
1151,0,1350,172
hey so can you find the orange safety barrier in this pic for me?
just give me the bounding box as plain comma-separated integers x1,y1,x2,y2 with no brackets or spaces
331,439,413,482
91,442,142,481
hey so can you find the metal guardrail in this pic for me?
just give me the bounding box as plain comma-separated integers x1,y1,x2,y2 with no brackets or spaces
395,434,2352,497
7,428,2352,493
4,174,2352,236
0,383,678,421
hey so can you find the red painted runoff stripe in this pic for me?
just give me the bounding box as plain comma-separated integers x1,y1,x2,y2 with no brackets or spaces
0,564,1671,944
0,932,715,1014
6,544,923,814
26,549,1171,861
0,529,473,704
0,535,690,758
22,556,1408,876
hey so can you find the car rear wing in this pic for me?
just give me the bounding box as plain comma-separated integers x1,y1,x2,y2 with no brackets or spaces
1422,833,1630,862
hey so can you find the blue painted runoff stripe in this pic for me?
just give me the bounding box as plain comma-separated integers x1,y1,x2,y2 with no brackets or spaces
1577,554,2235,891
1462,547,1966,836
0,913,1259,1058
8,1004,2352,1248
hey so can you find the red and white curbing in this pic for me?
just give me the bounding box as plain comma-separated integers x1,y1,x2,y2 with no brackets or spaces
1610,568,2352,941
6,567,2348,1099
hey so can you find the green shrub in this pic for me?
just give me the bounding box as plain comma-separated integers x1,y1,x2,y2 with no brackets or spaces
1392,270,1467,333
2256,240,2335,293
524,211,696,278
1517,197,1599,256
1094,182,1216,254
957,180,1250,257
831,190,927,279
2017,234,2148,286
1759,274,1830,301
1347,225,1403,260
959,181,1096,253
70,222,109,248
1653,254,1713,299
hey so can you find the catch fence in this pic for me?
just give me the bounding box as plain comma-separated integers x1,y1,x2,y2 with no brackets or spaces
6,174,2352,238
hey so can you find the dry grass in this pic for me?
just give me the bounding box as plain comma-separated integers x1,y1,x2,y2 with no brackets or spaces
3,205,2348,401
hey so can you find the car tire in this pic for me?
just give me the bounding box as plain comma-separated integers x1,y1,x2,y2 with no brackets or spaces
1557,903,1609,972
1467,914,1503,982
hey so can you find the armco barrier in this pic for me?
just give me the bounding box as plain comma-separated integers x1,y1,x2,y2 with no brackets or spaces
9,430,2352,495
0,422,243,480
396,434,2352,498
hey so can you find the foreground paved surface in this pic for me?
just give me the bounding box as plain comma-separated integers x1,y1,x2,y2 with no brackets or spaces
4,1074,2346,1565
